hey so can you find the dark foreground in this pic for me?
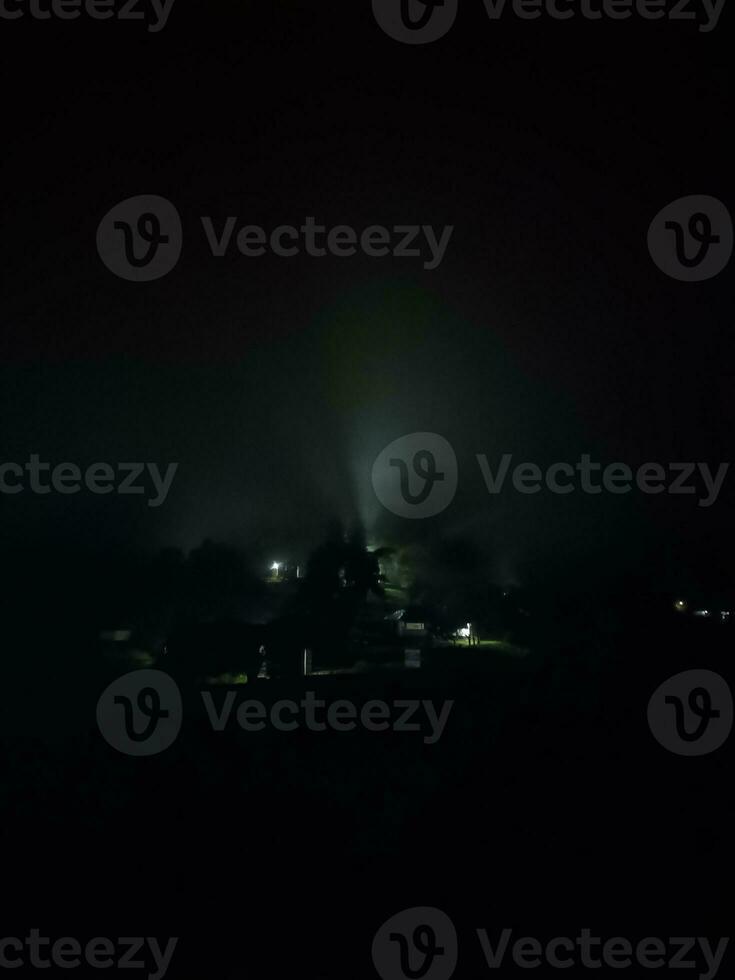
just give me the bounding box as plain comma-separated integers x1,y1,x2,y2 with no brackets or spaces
2,610,732,979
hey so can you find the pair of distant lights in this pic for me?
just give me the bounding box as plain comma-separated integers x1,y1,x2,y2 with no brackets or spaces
675,599,732,621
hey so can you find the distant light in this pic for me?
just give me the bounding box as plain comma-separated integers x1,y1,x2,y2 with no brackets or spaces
693,609,710,617
99,629,132,642
455,622,471,638
270,561,281,573
674,599,687,612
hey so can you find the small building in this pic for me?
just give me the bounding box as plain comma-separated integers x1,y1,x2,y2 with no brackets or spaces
385,607,429,639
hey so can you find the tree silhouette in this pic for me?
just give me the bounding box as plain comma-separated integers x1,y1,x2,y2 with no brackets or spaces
301,522,393,633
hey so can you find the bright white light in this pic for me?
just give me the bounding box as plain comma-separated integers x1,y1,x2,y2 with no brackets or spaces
455,622,471,638
271,561,281,573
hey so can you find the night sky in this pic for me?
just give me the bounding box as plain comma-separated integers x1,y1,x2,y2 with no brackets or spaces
1,3,731,591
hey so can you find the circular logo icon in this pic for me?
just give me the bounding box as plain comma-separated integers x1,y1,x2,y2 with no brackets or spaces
97,194,182,282
372,0,458,45
372,907,457,980
647,195,732,282
97,669,183,756
372,433,457,518
647,669,732,756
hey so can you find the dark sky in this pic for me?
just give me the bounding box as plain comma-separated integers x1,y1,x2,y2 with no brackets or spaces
0,2,732,589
